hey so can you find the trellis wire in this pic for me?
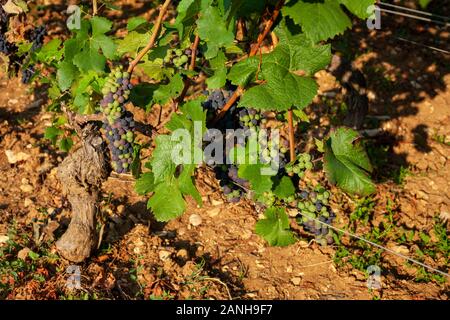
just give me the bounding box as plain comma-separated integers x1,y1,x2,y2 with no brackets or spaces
295,211,450,278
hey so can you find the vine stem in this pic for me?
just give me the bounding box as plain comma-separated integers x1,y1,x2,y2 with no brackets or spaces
127,0,172,74
287,109,295,162
175,33,201,106
93,0,98,16
214,0,285,122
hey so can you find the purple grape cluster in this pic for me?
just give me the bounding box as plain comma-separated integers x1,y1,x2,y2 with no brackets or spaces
21,66,35,84
214,165,250,203
0,33,16,55
28,26,46,51
203,89,237,130
297,188,335,245
100,67,135,174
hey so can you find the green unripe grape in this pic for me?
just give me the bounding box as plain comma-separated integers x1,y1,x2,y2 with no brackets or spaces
123,163,129,169
321,207,329,216
180,55,189,64
286,196,295,203
127,136,133,143
119,155,124,159
286,166,293,174
280,147,287,154
297,162,305,169
293,166,300,174
322,199,329,205
317,194,324,201
298,202,305,209
308,204,316,212
119,146,124,151
102,87,110,95
323,191,330,199
164,56,171,63
111,87,117,93
124,153,130,159
304,153,311,162
305,162,313,170
126,131,133,138
298,172,305,179
175,49,183,56
123,72,130,79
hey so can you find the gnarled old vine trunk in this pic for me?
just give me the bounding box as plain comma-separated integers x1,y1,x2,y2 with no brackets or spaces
56,124,109,262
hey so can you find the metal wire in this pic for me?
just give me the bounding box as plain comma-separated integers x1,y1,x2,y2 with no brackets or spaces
296,211,450,278
379,1,450,22
394,36,450,55
378,7,450,27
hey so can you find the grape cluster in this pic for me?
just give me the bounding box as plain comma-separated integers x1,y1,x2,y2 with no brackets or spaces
259,135,288,169
238,108,266,130
100,67,135,173
203,89,238,131
297,188,335,245
214,165,250,203
163,48,191,69
0,33,16,55
21,66,35,84
285,153,313,178
28,26,46,51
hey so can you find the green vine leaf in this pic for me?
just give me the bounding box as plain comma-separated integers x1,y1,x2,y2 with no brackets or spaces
283,0,376,43
197,5,234,59
255,207,296,246
323,127,375,196
153,73,184,105
273,176,295,199
135,172,156,195
147,179,186,221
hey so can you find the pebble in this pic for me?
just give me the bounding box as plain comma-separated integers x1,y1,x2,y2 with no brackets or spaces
291,277,301,286
176,249,189,260
208,208,220,218
116,204,125,214
159,250,172,261
0,235,9,244
17,247,31,260
20,184,34,193
189,214,202,226
24,198,33,207
5,150,30,164
211,199,224,206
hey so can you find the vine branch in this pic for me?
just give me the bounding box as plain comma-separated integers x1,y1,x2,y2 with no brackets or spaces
214,0,285,122
127,0,172,74
287,109,295,162
92,0,98,16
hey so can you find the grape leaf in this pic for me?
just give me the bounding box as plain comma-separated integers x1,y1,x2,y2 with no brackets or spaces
57,61,77,91
273,176,295,199
35,39,63,63
339,0,377,19
235,28,332,110
135,172,156,195
178,163,202,205
283,0,351,43
227,56,260,87
127,17,149,31
206,50,227,89
255,207,296,246
147,179,186,221
239,67,318,111
149,135,178,183
238,163,273,195
283,0,376,43
323,127,375,196
117,31,152,56
197,5,234,59
174,0,201,41
153,74,184,105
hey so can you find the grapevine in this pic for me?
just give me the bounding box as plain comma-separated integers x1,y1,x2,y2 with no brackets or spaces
0,0,379,260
